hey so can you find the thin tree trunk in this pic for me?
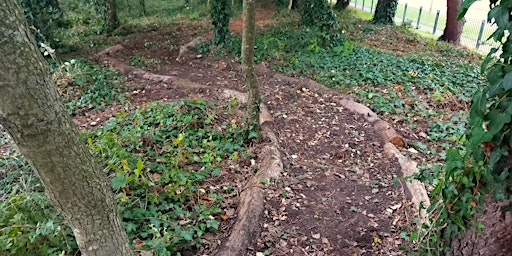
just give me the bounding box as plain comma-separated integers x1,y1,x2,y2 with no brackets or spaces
372,0,398,25
440,0,464,44
0,1,133,255
241,0,261,137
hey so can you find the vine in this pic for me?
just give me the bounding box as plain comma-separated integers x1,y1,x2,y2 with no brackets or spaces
18,0,65,45
416,0,512,254
300,0,340,45
210,0,231,46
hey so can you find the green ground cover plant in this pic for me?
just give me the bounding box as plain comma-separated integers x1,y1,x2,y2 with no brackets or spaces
51,59,131,114
1,98,249,255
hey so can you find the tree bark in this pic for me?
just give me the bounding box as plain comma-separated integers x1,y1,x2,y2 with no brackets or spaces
334,0,350,11
104,0,120,33
440,0,464,44
0,1,133,256
372,0,398,25
241,0,261,137
448,196,512,256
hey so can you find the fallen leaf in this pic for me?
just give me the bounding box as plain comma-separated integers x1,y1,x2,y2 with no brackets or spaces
312,233,321,239
202,197,214,203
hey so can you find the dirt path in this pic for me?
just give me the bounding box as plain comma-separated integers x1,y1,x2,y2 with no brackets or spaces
78,5,419,254
91,40,414,255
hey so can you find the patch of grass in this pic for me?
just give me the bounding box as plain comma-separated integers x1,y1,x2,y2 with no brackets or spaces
1,99,250,255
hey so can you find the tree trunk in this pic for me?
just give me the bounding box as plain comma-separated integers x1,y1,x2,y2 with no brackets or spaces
334,0,350,11
372,0,398,25
448,196,512,256
440,0,464,44
241,0,261,137
0,1,133,256
104,0,120,33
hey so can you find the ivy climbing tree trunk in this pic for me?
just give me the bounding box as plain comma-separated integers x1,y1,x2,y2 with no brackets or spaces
372,0,398,25
103,0,120,33
440,0,464,44
211,0,231,46
241,0,261,137
334,0,350,11
0,1,133,256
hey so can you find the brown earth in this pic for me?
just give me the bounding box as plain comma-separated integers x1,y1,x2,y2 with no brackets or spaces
79,8,420,253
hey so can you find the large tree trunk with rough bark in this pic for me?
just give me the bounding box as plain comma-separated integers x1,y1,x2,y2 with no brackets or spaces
372,0,398,25
448,196,512,256
440,0,464,44
334,0,350,11
0,1,133,255
241,0,261,137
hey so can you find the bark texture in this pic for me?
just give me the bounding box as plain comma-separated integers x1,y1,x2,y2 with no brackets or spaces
372,0,398,25
104,0,120,33
334,0,350,11
0,1,132,255
448,196,512,256
241,0,262,135
440,0,464,44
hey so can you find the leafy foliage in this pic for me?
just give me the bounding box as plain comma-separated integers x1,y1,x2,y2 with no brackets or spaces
18,0,66,45
210,0,231,46
300,0,341,45
1,99,248,255
51,59,131,114
414,0,512,254
372,0,398,25
0,139,77,255
84,100,247,253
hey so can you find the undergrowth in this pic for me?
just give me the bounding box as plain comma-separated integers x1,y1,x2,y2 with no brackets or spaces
51,59,132,115
1,99,249,255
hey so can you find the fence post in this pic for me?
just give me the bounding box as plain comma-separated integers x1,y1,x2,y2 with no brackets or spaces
416,6,423,29
433,10,440,34
362,0,365,10
402,3,408,24
370,0,374,13
476,20,486,48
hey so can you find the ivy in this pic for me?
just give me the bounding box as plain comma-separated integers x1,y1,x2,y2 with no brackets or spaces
210,0,231,46
300,0,341,46
416,0,512,254
18,0,66,45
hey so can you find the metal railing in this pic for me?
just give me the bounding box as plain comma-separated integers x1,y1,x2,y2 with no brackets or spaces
350,0,500,53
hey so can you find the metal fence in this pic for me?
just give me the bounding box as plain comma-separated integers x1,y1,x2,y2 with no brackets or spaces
350,0,500,53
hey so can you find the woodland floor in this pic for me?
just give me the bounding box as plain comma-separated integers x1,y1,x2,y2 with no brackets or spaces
63,8,421,255
0,6,434,256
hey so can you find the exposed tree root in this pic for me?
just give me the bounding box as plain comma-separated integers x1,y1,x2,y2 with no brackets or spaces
96,44,430,254
96,45,282,256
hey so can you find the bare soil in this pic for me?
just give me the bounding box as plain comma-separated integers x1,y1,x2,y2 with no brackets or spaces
81,18,417,255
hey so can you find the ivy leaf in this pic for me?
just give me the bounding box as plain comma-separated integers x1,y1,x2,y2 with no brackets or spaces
488,5,510,29
206,219,219,229
458,0,478,20
211,168,221,177
135,159,144,177
112,173,128,189
502,72,512,90
481,48,498,74
484,109,511,140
